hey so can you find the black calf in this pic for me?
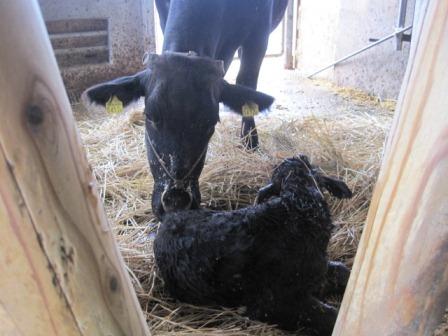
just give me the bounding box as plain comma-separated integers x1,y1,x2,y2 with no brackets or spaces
154,155,352,335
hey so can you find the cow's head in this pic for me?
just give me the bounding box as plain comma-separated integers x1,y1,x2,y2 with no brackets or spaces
83,52,274,218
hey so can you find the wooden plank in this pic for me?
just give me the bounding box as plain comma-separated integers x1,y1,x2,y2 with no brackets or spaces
0,1,149,335
284,0,295,69
0,147,82,335
333,0,448,335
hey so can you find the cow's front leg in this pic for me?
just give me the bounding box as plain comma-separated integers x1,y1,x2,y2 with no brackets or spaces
236,33,269,150
241,116,258,149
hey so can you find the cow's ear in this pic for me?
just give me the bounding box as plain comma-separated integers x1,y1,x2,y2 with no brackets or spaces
219,80,274,115
82,70,149,107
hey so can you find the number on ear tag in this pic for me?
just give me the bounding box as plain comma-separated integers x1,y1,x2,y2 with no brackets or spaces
106,96,124,114
242,102,259,117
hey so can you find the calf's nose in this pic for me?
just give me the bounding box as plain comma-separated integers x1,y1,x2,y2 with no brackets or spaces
161,187,192,212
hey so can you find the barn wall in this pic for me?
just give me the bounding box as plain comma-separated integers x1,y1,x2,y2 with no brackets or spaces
296,0,415,99
38,0,155,99
295,0,341,80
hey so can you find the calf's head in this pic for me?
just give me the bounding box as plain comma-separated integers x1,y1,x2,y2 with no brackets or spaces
84,52,274,218
256,155,353,203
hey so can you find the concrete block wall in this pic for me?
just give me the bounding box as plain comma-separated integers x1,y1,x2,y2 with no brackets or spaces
38,0,155,99
296,0,415,99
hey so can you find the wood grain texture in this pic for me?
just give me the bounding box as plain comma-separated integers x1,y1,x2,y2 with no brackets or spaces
284,0,295,69
333,0,448,335
0,1,149,335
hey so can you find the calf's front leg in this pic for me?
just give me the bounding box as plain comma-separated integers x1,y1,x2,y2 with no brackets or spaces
317,261,351,298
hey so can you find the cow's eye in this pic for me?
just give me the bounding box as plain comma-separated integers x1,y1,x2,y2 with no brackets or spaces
148,119,158,129
146,115,161,129
145,110,161,128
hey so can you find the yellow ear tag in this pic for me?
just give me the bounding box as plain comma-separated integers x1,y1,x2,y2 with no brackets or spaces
242,102,259,117
106,96,124,114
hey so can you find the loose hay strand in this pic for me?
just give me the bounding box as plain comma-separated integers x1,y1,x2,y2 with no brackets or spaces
77,103,392,335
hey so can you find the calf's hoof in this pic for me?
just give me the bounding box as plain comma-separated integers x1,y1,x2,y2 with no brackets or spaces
318,261,351,298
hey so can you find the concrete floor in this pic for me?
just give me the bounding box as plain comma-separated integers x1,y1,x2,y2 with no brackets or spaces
223,57,388,121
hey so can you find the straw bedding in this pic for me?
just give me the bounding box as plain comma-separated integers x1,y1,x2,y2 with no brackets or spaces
76,94,394,335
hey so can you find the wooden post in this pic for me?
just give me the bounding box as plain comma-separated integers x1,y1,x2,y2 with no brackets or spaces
284,0,295,69
0,1,149,335
333,0,448,335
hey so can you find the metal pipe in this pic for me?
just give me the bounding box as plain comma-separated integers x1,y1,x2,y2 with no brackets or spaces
396,0,409,50
307,25,412,78
397,0,409,27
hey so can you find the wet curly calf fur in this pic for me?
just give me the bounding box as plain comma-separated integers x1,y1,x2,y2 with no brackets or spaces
154,155,352,335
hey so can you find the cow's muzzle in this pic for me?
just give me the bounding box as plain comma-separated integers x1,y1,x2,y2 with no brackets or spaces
161,186,193,213
146,132,206,215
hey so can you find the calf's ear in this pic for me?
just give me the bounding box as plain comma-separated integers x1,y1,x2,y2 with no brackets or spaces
255,183,280,204
82,70,149,107
318,176,353,199
220,80,274,115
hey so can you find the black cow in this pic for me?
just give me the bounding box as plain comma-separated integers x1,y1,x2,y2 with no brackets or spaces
84,1,288,218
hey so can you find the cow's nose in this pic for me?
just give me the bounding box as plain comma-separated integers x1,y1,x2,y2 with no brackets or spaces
161,187,192,212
